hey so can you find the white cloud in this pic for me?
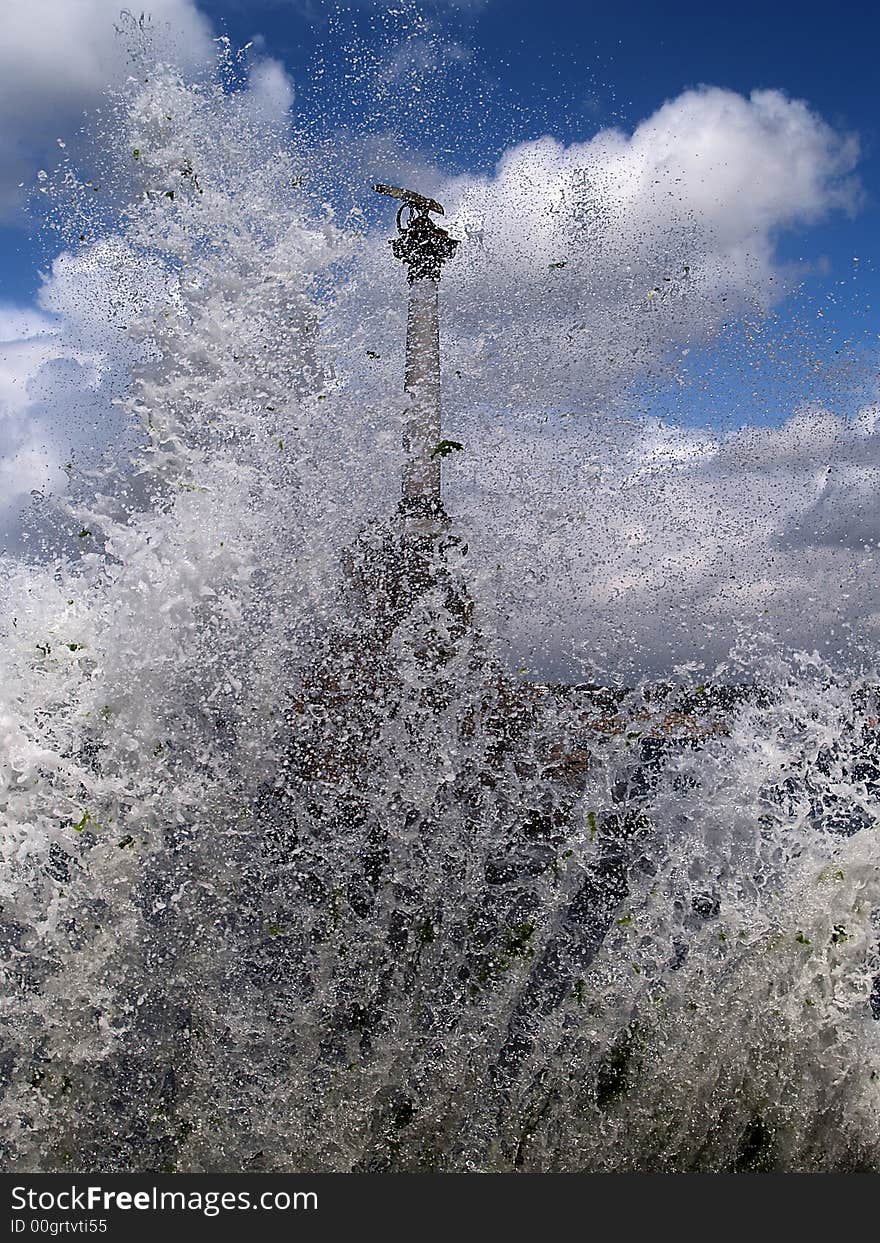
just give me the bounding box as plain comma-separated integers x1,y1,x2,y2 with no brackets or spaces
445,86,859,275
243,56,296,121
432,87,860,411
444,404,880,679
0,305,64,491
0,303,58,342
0,308,60,407
0,243,147,534
335,89,860,427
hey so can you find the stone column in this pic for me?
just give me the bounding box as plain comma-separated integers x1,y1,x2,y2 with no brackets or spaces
403,275,442,510
389,209,458,520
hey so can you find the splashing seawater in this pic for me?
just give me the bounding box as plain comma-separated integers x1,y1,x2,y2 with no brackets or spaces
1,54,880,1174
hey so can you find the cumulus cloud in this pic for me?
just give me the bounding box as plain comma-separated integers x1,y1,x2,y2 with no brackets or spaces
435,87,860,411
244,56,296,120
0,307,63,516
778,408,880,551
441,405,880,679
336,88,861,427
0,242,149,537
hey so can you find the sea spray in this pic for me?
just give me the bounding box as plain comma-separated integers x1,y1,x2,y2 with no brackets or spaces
1,51,879,1173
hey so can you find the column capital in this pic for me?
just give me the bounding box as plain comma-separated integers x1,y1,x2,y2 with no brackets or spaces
391,214,459,283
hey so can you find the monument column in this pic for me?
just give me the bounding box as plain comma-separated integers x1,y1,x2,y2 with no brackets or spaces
374,184,459,521
402,274,442,508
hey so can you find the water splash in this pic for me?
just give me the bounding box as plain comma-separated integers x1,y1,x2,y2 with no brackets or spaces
1,50,879,1173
